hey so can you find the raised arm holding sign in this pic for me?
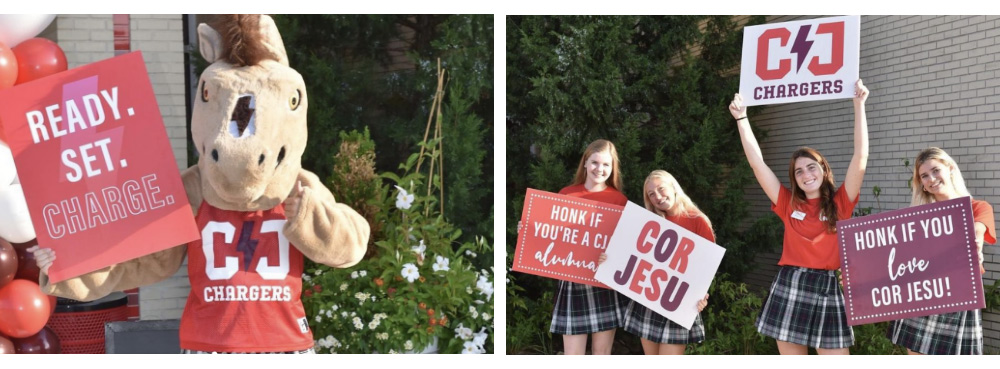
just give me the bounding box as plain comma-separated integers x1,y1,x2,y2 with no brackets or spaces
731,61,870,353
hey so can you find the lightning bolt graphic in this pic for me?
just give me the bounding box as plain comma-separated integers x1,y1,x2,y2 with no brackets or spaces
790,24,813,73
235,220,259,271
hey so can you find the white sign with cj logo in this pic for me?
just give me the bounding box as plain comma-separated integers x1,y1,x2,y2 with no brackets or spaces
739,15,860,106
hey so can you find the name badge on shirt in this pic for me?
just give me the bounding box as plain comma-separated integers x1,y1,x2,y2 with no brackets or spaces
791,210,806,220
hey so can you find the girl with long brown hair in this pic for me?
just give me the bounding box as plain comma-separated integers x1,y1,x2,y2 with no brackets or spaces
729,80,869,355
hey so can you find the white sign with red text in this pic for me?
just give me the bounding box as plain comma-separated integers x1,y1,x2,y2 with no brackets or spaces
594,202,725,329
739,16,860,106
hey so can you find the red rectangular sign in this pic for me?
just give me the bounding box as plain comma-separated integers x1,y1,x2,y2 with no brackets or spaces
0,52,199,283
838,197,985,326
513,188,623,287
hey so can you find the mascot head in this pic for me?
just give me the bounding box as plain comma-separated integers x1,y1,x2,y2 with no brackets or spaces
193,14,307,211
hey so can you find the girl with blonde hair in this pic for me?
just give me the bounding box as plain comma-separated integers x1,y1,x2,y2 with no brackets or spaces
887,147,996,355
612,169,712,354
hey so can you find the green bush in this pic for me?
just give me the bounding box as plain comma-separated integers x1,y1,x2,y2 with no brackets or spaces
304,131,493,354
688,278,776,355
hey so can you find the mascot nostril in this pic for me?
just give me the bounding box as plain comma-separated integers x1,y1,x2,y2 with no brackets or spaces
229,95,256,138
211,149,219,162
276,146,285,167
258,154,265,166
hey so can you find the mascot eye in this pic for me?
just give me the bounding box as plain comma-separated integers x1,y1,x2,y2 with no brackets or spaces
201,81,209,102
289,89,302,110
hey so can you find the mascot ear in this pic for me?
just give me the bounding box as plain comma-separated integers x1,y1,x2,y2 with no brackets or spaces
258,15,289,66
198,22,223,64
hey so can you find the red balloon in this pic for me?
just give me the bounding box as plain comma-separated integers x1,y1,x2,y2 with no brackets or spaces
0,279,52,338
0,334,14,354
0,41,16,89
11,37,66,85
12,326,60,354
11,239,40,283
0,240,17,289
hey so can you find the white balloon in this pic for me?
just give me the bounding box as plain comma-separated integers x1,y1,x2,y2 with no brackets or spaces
0,14,56,48
0,141,15,186
0,184,35,243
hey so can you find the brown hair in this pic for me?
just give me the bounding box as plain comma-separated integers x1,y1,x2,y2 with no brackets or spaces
210,14,271,67
571,139,623,192
788,147,838,233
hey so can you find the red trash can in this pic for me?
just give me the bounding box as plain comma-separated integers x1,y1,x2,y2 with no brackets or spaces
47,292,129,354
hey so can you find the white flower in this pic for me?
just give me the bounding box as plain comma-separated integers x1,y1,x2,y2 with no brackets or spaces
315,315,323,323
331,304,339,312
462,341,481,354
359,270,367,277
466,286,474,294
339,283,348,291
302,274,311,282
314,269,323,276
411,239,426,259
376,332,388,340
454,323,473,340
341,312,349,318
404,340,414,351
352,317,363,330
482,313,491,321
432,255,450,272
369,320,380,330
473,327,488,348
388,349,398,354
326,310,333,318
394,185,415,210
401,263,420,283
351,271,359,279
465,250,476,257
476,275,494,301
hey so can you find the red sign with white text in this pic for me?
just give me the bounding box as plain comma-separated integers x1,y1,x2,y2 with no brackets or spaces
513,188,623,287
0,52,199,283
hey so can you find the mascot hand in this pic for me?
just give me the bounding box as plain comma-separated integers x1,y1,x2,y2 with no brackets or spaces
26,246,55,275
283,180,305,219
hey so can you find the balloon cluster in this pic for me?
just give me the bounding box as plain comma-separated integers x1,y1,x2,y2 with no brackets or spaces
0,14,65,91
0,240,59,354
0,13,62,355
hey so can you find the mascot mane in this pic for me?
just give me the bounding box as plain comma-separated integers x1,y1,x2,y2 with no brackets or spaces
210,14,272,67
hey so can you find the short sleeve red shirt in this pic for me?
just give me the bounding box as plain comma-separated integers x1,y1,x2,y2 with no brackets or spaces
972,200,997,245
665,213,715,243
772,184,858,270
558,184,628,206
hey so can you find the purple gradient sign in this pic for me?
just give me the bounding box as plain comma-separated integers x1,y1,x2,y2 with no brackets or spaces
838,196,984,326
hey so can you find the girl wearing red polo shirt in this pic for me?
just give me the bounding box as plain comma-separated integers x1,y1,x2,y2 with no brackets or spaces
550,139,628,355
729,79,869,355
888,147,996,355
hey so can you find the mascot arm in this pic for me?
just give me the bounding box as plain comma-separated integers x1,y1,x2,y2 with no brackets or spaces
39,245,188,302
284,170,370,268
38,165,204,301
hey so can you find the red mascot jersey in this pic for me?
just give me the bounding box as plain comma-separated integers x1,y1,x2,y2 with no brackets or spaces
179,201,313,352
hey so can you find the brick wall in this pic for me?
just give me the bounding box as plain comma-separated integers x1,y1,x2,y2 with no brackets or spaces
55,14,190,321
742,15,1000,351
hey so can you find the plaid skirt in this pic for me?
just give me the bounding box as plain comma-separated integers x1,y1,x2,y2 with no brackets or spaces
756,266,854,349
622,299,705,344
888,309,982,355
550,280,622,335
